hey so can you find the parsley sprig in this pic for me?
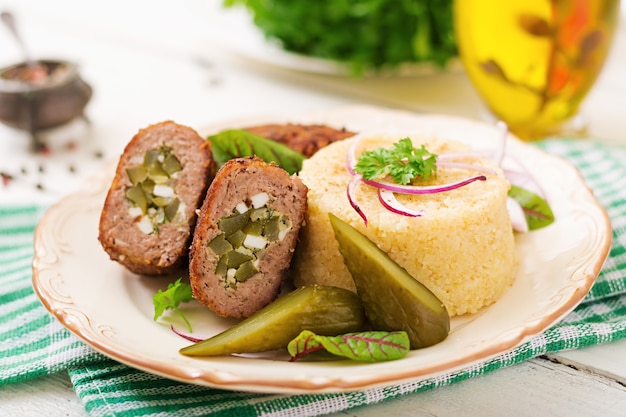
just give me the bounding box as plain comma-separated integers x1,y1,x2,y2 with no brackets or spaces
353,138,438,185
153,278,194,332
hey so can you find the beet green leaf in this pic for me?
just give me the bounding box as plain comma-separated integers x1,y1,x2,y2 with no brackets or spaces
288,330,410,362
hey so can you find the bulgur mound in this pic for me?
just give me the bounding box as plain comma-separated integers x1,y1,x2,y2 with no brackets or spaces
291,133,518,316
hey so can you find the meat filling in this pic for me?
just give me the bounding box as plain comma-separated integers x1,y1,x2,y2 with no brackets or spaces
124,145,187,234
208,192,292,287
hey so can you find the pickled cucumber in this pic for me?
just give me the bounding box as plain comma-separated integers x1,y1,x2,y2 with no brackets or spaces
179,285,365,356
329,213,449,349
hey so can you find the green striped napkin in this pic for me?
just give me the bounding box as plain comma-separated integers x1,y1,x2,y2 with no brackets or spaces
2,138,626,417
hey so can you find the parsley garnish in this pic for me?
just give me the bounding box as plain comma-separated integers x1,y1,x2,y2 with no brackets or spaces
353,137,438,185
153,278,194,332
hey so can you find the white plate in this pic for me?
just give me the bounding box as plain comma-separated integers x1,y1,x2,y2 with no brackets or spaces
32,105,611,394
186,0,461,76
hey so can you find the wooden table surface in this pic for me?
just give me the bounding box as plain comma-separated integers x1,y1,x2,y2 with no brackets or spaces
1,1,625,416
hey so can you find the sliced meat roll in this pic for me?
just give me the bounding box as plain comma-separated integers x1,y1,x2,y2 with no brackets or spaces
189,156,308,318
98,121,215,275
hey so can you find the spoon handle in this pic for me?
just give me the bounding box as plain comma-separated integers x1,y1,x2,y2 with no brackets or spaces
1,11,36,66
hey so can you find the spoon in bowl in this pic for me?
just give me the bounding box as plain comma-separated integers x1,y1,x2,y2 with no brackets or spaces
1,10,37,68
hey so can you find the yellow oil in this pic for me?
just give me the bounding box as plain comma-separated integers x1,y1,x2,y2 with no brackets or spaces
454,0,620,139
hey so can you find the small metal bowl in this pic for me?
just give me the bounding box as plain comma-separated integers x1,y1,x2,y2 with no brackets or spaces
0,59,92,149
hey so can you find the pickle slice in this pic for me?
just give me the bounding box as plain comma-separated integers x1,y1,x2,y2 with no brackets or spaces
162,153,182,175
218,212,249,236
226,250,253,268
143,148,160,167
125,184,147,214
234,260,258,282
164,198,180,221
328,213,449,349
263,216,281,241
179,286,365,356
151,196,171,207
126,165,147,185
207,234,233,256
147,162,169,184
242,220,263,236
226,230,245,247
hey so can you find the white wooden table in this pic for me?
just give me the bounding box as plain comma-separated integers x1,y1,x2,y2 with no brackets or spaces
1,1,626,416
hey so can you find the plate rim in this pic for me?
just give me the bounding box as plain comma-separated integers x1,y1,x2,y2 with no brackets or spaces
32,105,612,393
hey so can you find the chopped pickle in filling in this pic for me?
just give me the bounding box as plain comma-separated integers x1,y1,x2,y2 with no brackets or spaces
208,194,292,287
124,145,184,234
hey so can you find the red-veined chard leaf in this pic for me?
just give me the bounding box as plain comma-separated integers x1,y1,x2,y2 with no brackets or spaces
288,330,410,363
508,184,555,230
207,129,305,175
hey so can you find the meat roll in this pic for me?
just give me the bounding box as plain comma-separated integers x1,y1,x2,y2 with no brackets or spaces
99,121,215,275
189,156,308,318
243,123,356,157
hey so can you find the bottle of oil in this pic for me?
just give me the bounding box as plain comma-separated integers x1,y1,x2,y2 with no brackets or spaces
454,0,620,140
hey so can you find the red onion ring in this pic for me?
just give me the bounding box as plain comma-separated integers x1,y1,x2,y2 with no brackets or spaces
507,196,529,232
437,160,497,175
346,133,365,176
502,156,547,198
347,174,368,225
378,190,424,217
171,325,203,343
344,128,540,229
362,174,487,194
437,151,487,160
494,121,509,165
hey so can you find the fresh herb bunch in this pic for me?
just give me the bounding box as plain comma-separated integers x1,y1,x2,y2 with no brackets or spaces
354,137,438,184
223,0,457,75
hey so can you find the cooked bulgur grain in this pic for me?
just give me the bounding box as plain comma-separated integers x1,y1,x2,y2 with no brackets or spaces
291,133,518,316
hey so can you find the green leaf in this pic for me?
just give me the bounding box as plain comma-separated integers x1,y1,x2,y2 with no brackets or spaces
353,137,437,185
207,129,305,175
508,184,555,230
287,330,325,360
153,278,194,332
222,0,457,76
288,330,410,363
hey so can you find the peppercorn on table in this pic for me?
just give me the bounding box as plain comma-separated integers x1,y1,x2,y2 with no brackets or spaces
2,1,626,416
